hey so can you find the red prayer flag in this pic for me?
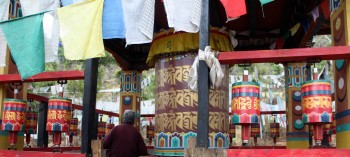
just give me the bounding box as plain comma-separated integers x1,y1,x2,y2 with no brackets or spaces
276,38,285,49
221,0,247,19
320,0,330,19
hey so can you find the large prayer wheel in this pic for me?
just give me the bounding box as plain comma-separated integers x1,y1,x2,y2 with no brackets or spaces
154,53,230,156
301,80,332,145
231,81,260,145
2,99,27,146
46,97,72,147
46,97,72,132
2,99,27,131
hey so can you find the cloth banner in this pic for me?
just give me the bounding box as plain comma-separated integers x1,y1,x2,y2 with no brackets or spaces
122,0,155,45
61,0,86,6
290,23,300,36
220,0,247,19
163,0,201,33
20,0,61,63
260,0,273,5
0,0,9,67
57,0,105,60
310,6,319,22
0,13,45,80
103,0,125,39
188,46,224,91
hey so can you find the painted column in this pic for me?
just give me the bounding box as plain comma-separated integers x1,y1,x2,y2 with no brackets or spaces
119,71,141,128
331,1,350,148
0,1,25,149
285,63,309,148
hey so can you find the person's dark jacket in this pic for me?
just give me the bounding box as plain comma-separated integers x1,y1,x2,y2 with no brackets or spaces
103,124,148,157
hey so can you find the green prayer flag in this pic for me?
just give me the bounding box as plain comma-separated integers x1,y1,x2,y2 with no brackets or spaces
0,13,45,80
260,0,273,5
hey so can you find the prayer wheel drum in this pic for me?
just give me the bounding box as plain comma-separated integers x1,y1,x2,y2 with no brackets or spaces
301,80,332,145
25,111,38,134
98,122,106,138
106,123,115,135
154,52,230,156
46,97,72,132
152,29,232,156
270,123,280,137
229,124,236,138
301,80,332,124
147,125,155,139
2,98,27,131
69,118,78,136
251,123,260,138
231,82,260,124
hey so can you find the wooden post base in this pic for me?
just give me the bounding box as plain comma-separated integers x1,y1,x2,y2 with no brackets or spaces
184,137,227,157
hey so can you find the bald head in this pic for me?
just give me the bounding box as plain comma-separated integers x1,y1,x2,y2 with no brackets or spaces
123,110,135,125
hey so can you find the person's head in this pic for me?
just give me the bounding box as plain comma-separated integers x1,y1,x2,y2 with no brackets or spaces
123,110,135,125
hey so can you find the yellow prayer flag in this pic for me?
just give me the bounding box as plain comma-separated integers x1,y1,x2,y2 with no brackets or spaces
290,23,300,36
57,0,105,60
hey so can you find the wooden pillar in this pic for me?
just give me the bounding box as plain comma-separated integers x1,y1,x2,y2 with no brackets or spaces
197,0,210,148
118,71,141,128
81,58,99,155
331,1,350,148
285,63,309,149
37,101,48,147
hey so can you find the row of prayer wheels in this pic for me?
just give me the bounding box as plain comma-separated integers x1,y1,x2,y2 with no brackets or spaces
228,119,280,146
98,115,115,139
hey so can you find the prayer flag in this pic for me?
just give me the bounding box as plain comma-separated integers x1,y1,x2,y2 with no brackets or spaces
0,13,45,80
259,0,273,5
20,0,61,62
220,0,247,19
0,0,9,67
103,0,125,39
57,0,105,60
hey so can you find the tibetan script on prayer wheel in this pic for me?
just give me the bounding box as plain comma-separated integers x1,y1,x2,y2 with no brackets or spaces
46,97,72,132
2,99,27,132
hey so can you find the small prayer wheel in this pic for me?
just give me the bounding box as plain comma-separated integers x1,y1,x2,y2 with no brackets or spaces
250,123,260,146
231,70,260,145
25,107,37,147
229,123,236,145
68,118,78,146
106,123,115,135
46,97,72,147
301,68,332,146
270,122,280,144
98,121,106,139
2,98,27,148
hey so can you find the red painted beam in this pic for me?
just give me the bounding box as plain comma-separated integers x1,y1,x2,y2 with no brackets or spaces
0,150,84,157
23,147,81,152
218,46,350,64
27,93,119,117
227,149,350,157
0,70,84,84
229,146,286,149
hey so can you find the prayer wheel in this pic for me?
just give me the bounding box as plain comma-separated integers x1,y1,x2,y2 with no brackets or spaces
229,123,235,145
146,124,155,145
301,69,332,146
46,97,72,147
98,121,106,139
231,73,260,145
1,98,27,147
154,53,230,156
152,28,232,156
250,123,260,146
25,107,37,147
270,123,280,144
106,123,115,135
68,118,78,146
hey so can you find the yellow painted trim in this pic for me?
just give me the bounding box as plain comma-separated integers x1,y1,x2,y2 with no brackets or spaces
336,130,350,148
286,141,309,149
0,135,24,150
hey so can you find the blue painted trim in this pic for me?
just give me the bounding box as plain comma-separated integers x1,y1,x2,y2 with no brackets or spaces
336,109,350,120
